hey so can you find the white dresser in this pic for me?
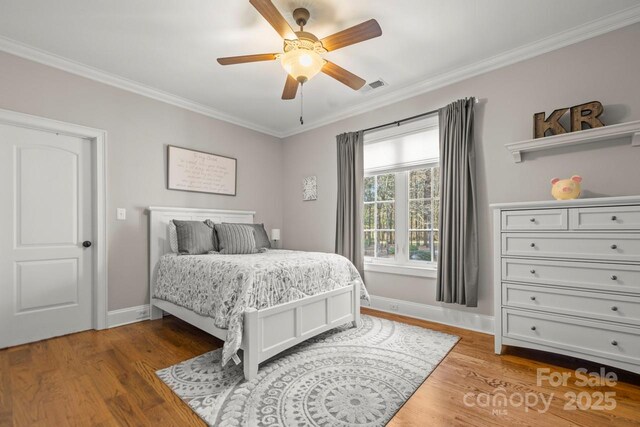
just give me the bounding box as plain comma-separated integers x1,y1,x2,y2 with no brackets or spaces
492,196,640,374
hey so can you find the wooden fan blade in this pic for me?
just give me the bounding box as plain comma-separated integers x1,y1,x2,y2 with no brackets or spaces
322,61,366,90
282,75,299,100
250,0,297,40
320,19,382,51
217,53,278,65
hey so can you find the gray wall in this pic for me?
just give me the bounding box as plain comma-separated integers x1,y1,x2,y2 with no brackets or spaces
1,23,639,316
0,51,283,311
281,23,640,316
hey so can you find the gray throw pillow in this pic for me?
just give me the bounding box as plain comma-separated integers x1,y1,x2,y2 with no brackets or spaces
223,223,271,249
215,223,260,254
172,220,217,255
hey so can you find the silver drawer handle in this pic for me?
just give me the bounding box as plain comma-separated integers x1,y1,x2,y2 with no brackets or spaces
529,218,536,222
530,296,536,301
611,215,617,221
611,275,618,281
530,243,536,248
530,326,536,331
610,244,618,250
611,306,618,311
611,340,618,346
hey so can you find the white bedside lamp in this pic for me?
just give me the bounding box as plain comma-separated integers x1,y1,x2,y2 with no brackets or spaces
271,229,281,249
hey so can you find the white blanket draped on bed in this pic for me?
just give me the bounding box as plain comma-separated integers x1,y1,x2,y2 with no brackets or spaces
153,249,368,365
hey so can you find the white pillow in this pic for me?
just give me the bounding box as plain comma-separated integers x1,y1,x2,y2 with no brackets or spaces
168,220,179,253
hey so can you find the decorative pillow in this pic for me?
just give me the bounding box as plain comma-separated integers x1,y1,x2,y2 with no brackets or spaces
223,223,271,249
173,220,217,255
168,220,179,253
204,219,220,250
215,223,260,254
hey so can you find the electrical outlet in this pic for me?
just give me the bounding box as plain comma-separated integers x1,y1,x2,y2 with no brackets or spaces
136,308,149,319
389,303,399,311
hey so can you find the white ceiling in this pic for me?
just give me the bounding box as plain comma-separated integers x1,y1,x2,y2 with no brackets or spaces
1,0,639,137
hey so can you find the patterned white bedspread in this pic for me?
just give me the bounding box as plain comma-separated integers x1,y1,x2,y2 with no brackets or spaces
153,249,368,365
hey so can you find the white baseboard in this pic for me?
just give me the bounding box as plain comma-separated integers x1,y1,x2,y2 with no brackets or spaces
367,295,495,335
107,304,150,328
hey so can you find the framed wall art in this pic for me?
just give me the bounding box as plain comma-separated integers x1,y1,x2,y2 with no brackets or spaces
167,145,237,196
303,175,317,201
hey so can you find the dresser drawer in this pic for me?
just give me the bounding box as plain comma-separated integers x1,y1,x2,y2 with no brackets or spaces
502,232,640,262
503,283,640,326
570,206,640,230
502,258,640,294
502,209,567,231
503,308,640,365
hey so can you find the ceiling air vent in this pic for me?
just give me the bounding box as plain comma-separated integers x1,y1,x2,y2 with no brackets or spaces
360,78,388,94
369,79,386,89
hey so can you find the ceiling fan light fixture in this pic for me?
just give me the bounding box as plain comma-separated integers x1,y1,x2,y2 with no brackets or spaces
281,48,324,83
281,37,327,84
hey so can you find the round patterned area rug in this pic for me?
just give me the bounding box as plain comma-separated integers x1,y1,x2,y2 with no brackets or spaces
157,314,459,426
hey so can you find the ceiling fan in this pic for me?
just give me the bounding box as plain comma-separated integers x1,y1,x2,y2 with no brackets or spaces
217,0,382,101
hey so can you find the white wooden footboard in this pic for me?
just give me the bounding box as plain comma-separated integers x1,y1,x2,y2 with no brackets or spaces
243,280,361,380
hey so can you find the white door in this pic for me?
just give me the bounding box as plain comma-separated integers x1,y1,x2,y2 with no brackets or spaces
0,123,93,348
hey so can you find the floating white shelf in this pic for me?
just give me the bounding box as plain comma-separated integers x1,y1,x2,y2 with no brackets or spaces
505,119,640,162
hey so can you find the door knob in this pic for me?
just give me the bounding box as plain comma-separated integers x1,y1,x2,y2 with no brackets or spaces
83,241,92,248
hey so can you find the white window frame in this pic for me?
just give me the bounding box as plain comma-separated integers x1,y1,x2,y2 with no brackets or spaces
363,117,439,278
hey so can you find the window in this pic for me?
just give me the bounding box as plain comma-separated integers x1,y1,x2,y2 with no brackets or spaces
363,117,440,271
408,167,440,263
364,174,396,259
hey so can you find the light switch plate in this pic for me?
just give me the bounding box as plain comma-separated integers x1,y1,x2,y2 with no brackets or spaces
116,208,126,221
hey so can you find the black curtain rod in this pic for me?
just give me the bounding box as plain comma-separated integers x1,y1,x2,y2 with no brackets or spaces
361,97,478,134
361,109,439,134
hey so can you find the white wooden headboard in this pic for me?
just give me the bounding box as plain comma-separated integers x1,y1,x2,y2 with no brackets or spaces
148,206,255,299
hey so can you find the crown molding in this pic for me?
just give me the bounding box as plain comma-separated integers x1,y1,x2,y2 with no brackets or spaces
279,4,640,138
1,4,639,140
0,35,282,138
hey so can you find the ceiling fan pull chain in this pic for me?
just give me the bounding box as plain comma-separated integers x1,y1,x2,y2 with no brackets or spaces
300,82,304,125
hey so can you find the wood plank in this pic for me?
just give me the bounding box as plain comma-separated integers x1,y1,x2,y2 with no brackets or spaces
0,311,638,426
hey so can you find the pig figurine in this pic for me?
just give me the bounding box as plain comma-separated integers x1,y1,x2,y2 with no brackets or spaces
551,175,582,200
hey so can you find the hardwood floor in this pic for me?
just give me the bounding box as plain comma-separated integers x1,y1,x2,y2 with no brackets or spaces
1,308,639,426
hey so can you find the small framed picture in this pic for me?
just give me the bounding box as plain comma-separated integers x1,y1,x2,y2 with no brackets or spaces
303,176,317,201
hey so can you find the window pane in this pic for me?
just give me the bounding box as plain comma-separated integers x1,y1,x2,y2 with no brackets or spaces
376,231,395,258
409,200,430,229
376,174,395,201
432,199,440,230
433,230,439,262
364,203,375,230
409,169,431,199
377,202,395,230
433,167,440,198
409,230,431,262
364,231,375,257
364,176,375,202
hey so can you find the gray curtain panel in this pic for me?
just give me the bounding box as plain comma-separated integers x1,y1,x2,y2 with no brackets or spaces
335,131,365,277
436,98,479,307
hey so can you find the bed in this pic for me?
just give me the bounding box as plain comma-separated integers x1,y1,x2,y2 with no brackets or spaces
148,206,366,381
